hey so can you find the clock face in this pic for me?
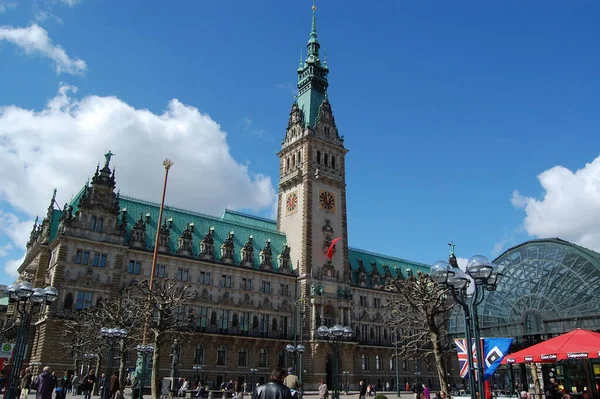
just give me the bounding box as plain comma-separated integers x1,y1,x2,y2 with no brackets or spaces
319,190,336,212
286,191,299,213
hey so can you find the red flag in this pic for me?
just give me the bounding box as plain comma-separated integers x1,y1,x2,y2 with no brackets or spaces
326,237,342,260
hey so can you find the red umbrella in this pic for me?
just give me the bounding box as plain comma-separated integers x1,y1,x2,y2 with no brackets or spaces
502,328,600,364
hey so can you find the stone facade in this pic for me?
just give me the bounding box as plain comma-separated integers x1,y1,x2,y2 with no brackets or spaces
10,4,460,394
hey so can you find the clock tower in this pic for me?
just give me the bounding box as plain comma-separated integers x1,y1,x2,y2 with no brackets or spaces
277,3,349,286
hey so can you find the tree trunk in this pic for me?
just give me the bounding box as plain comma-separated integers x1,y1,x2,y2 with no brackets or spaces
119,340,127,395
430,330,449,395
151,334,161,399
94,355,103,396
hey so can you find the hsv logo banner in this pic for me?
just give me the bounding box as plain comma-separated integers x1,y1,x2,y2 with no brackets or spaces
455,338,513,381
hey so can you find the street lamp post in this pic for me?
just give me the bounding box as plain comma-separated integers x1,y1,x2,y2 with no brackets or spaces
100,328,128,399
4,282,58,399
81,353,97,376
136,344,154,399
431,255,503,399
249,368,258,392
285,344,305,390
317,325,353,399
193,365,203,385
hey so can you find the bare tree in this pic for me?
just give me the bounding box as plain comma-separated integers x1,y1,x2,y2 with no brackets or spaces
129,279,197,399
385,270,455,394
60,292,147,395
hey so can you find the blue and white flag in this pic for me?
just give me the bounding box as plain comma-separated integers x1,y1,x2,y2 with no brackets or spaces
483,338,513,380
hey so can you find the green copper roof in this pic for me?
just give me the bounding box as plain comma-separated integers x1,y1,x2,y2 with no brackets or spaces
348,247,430,287
221,209,278,232
49,209,62,242
119,196,290,271
296,4,329,129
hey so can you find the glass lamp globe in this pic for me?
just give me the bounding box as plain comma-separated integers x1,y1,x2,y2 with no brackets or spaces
17,281,34,300
331,325,344,338
466,255,493,283
30,288,46,303
317,325,330,338
44,286,59,302
448,268,470,290
285,344,295,353
296,344,305,353
343,326,353,339
430,261,452,285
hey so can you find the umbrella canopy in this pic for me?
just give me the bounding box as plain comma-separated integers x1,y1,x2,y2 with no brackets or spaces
502,328,600,364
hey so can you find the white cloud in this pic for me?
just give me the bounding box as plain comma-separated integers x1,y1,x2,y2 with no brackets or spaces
512,156,600,252
0,211,34,249
0,243,13,257
59,0,82,6
0,24,86,75
0,1,17,14
2,256,24,279
0,84,277,276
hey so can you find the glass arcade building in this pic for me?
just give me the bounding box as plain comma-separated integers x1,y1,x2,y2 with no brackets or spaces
449,238,600,392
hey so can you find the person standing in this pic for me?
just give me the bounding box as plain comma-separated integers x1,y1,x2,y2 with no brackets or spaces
283,368,299,391
34,367,55,399
109,371,119,399
318,380,328,399
19,368,33,399
70,375,79,397
423,385,430,399
81,371,96,399
251,368,292,399
412,381,423,399
359,381,367,399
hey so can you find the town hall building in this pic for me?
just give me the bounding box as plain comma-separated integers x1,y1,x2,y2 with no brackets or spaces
15,4,441,391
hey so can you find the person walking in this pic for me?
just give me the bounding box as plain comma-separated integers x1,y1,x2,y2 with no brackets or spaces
34,367,55,399
70,375,79,397
109,371,119,399
283,368,299,391
251,368,292,399
19,368,32,399
359,381,367,399
81,371,96,399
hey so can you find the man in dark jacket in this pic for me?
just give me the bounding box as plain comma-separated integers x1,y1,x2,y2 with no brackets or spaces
34,367,55,399
251,368,292,399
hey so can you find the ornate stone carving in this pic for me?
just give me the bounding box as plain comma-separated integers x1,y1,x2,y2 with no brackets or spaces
240,235,254,267
259,239,273,270
200,227,215,260
277,244,291,273
357,259,367,287
158,219,171,253
382,264,393,285
130,214,147,249
220,232,235,264
371,262,381,288
177,224,193,256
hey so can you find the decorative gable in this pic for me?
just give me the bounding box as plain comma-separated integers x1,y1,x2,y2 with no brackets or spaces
259,239,273,270
240,235,254,267
220,232,235,264
157,219,171,254
199,227,215,260
357,259,367,287
177,224,193,256
371,262,381,289
130,213,147,249
277,244,291,274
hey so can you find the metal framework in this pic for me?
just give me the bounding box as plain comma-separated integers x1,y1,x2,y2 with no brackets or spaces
449,239,600,341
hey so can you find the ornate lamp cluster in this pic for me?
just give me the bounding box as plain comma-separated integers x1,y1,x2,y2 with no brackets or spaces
430,255,503,399
4,282,58,399
135,344,154,399
100,327,128,399
317,325,353,399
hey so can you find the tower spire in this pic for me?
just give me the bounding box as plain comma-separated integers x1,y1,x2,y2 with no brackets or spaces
294,0,329,129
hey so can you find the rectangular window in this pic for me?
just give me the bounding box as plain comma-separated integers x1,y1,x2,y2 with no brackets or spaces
196,306,209,330
331,156,336,169
199,271,211,285
240,312,250,333
81,251,90,265
281,316,289,338
75,250,83,264
373,298,381,308
324,153,328,167
220,274,232,288
75,291,93,310
100,254,107,267
217,309,230,331
360,324,368,340
317,151,321,164
154,264,166,278
360,296,367,306
279,283,289,296
177,268,189,282
259,314,269,335
93,253,107,267
260,281,271,293
241,278,253,291
128,260,141,274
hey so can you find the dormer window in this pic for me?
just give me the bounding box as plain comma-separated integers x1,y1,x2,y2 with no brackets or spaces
324,126,330,136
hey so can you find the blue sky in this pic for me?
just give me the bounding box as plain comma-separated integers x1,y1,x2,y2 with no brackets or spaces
1,0,599,284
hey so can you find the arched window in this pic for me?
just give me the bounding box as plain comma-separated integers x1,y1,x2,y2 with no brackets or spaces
389,357,394,371
63,292,74,310
194,345,205,364
238,347,248,367
361,354,368,370
317,151,321,164
259,348,268,367
376,355,381,370
90,216,97,231
217,345,227,365
96,217,103,232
